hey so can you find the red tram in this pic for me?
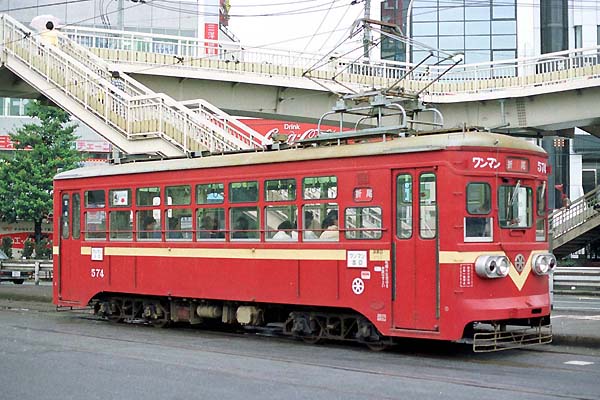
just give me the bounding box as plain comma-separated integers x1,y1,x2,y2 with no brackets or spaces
53,129,555,351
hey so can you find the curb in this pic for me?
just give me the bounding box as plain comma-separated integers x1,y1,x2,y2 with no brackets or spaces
552,334,600,348
0,292,53,303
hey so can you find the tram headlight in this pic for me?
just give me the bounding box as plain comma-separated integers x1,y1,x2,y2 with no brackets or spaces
532,253,556,275
475,255,510,279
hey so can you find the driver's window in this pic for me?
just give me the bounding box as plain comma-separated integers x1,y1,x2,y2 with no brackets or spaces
396,174,412,239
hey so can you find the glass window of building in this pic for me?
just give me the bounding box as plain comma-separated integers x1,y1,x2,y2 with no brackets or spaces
406,0,517,65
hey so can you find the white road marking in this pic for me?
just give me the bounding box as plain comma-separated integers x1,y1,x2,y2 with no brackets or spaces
564,361,595,366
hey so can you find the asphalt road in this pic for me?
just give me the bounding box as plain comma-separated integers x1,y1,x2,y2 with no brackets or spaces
0,303,599,400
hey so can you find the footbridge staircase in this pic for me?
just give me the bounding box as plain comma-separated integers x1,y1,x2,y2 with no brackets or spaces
551,187,600,259
0,14,264,158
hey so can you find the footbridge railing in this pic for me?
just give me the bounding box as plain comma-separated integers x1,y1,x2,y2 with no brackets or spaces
0,14,264,156
62,25,600,100
550,187,600,258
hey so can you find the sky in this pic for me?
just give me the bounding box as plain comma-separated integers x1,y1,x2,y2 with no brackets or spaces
226,0,376,57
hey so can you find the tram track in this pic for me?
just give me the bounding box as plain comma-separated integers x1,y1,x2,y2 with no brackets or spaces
2,310,597,400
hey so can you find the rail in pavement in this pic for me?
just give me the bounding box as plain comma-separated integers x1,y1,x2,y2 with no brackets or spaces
550,187,600,258
0,14,264,157
62,25,600,102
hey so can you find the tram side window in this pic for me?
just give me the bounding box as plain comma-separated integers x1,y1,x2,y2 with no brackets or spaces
265,179,296,202
302,204,339,241
499,183,532,228
303,176,337,200
61,194,69,239
85,190,105,208
396,174,412,239
72,193,80,239
536,184,547,241
196,183,224,204
265,205,298,241
109,211,133,240
84,190,106,240
109,189,131,207
166,185,191,206
419,173,437,239
197,208,225,240
137,210,161,240
465,183,493,242
166,208,192,241
345,207,382,240
137,187,161,206
85,210,106,240
230,181,258,203
230,207,259,240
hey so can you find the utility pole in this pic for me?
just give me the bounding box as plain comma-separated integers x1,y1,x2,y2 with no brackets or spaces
117,0,124,30
363,0,371,60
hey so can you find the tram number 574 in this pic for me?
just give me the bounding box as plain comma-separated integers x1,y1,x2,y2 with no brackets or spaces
91,268,105,278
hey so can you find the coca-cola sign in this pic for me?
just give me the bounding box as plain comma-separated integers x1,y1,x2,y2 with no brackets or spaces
240,119,343,145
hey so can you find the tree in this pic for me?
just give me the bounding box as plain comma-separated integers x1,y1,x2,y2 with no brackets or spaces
0,100,83,243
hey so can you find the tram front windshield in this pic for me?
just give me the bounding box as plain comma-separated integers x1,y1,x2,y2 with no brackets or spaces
498,183,532,228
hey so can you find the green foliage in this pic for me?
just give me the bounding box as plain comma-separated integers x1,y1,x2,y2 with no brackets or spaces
22,238,34,259
1,236,13,258
0,101,83,241
34,238,52,260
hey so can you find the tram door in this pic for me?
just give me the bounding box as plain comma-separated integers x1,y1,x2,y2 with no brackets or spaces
57,192,81,302
392,169,439,331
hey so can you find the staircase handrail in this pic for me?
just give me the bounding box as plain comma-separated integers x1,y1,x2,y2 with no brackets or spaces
181,99,268,148
0,14,261,155
550,186,600,239
53,21,261,151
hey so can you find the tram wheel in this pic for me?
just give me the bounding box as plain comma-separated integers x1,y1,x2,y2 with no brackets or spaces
150,318,171,329
301,333,323,345
107,302,124,323
365,341,390,352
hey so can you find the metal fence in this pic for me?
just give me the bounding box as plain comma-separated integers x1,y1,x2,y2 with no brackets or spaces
0,260,52,285
553,267,600,296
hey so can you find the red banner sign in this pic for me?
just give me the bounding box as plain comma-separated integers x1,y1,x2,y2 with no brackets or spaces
204,23,219,55
240,119,344,145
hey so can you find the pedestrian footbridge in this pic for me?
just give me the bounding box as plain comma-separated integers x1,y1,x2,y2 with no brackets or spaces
4,13,600,155
0,14,265,157
57,24,600,138
551,187,600,259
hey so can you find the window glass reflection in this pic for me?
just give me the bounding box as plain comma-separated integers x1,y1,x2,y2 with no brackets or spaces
412,22,438,36
439,36,464,49
492,20,516,35
439,7,464,21
492,35,516,48
465,7,490,21
492,50,517,61
439,22,464,36
464,50,491,64
414,36,438,48
465,35,490,50
466,21,490,35
492,5,515,19
412,8,438,22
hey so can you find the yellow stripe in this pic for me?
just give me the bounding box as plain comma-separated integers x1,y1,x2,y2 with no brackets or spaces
81,246,347,261
53,246,59,255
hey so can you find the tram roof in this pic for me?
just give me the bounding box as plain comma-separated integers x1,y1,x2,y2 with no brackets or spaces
55,131,545,180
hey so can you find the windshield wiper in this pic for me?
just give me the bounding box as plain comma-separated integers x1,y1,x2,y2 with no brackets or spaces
509,179,521,207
